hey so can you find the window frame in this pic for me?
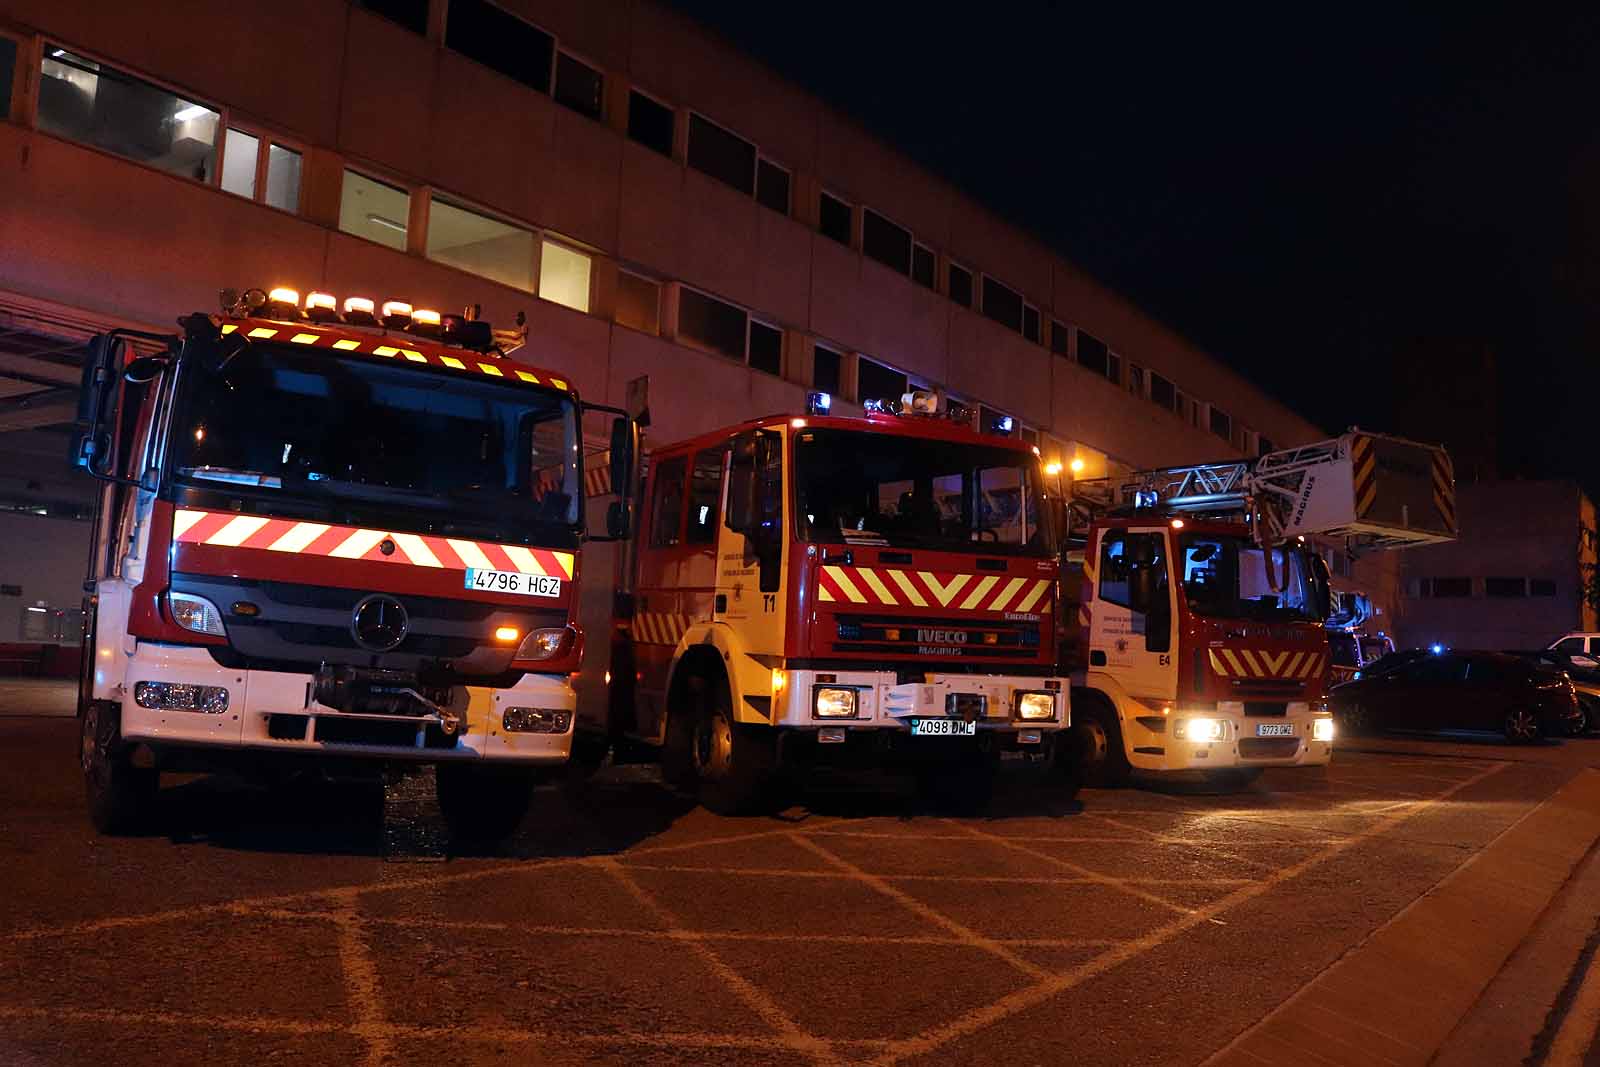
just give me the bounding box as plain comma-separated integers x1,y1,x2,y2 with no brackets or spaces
676,284,752,365
980,274,1024,334
553,47,605,121
755,154,791,215
947,262,974,309
219,122,306,215
911,243,936,289
537,234,594,313
648,454,689,549
614,268,662,336
819,189,854,247
746,317,784,377
686,109,758,197
2,30,25,127
1022,303,1041,345
443,0,557,97
626,86,676,157
861,206,915,276
338,165,415,252
812,342,844,396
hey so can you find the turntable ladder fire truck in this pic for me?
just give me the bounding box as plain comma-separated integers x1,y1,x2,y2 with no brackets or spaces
581,390,1070,813
1063,429,1455,787
73,286,636,839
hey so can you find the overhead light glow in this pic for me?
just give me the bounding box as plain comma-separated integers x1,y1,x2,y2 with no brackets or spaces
172,104,210,122
1069,457,1085,473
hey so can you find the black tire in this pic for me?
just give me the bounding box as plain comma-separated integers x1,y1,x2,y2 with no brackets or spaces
1338,702,1372,736
1502,707,1540,744
434,763,543,843
916,750,997,815
1205,767,1264,791
81,700,158,835
691,682,778,816
1572,697,1596,736
1074,703,1131,788
1052,733,1087,802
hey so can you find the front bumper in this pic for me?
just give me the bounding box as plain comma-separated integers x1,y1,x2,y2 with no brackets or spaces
118,642,572,765
770,668,1069,737
1121,701,1334,772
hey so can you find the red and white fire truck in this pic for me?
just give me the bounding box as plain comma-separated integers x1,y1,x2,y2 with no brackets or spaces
581,391,1069,813
1062,430,1455,786
72,286,635,839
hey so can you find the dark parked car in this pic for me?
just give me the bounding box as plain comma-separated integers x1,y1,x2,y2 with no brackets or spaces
1504,650,1600,734
1331,651,1582,742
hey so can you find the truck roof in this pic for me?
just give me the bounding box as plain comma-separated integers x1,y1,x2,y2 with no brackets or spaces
655,410,1042,457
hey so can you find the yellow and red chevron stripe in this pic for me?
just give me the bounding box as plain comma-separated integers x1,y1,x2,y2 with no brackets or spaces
816,565,1052,614
1208,648,1325,680
1351,434,1378,518
171,509,575,579
633,611,692,646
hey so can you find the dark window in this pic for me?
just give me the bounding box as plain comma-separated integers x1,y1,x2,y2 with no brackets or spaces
756,159,790,214
912,244,935,288
649,456,688,547
0,36,16,116
819,192,852,245
554,52,603,120
948,264,973,308
1077,331,1109,376
748,321,783,376
1258,435,1275,456
627,91,674,156
1129,364,1145,396
1531,579,1557,597
1485,577,1526,598
1210,406,1231,441
1050,320,1070,357
1149,373,1175,411
1022,305,1041,344
687,113,755,195
857,358,908,405
1406,655,1467,683
813,345,842,395
1097,532,1167,614
982,276,1023,332
1107,352,1121,385
614,272,659,335
354,0,428,34
686,447,726,544
1555,636,1584,653
862,209,912,274
678,288,747,362
446,0,554,94
1426,577,1473,598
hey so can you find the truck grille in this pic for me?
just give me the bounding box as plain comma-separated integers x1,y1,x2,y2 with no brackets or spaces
833,614,1041,658
1238,737,1300,760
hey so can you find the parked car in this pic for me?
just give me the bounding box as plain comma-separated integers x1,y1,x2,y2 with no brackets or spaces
1330,651,1582,742
1505,650,1600,734
1548,632,1600,668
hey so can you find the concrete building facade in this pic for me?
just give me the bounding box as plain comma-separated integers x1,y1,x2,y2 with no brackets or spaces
0,0,1393,641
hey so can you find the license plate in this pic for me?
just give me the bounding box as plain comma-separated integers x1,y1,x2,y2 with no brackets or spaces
910,718,977,737
1256,723,1295,737
463,567,562,598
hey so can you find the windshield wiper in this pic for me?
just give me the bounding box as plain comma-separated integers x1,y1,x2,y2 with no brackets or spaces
177,466,282,489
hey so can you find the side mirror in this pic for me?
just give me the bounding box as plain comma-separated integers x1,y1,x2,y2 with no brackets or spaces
606,500,631,539
124,356,167,384
71,334,124,477
608,416,636,498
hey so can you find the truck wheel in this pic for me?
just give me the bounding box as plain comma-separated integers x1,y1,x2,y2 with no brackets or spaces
435,763,542,843
1075,704,1131,788
1502,708,1540,744
81,700,158,835
692,685,777,816
1052,734,1087,802
916,751,996,814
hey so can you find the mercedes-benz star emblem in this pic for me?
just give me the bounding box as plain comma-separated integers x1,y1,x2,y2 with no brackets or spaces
351,594,409,652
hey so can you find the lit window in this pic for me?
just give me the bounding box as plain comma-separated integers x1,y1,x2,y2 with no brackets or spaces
756,158,790,215
554,52,603,120
39,47,218,182
265,144,301,212
819,192,852,246
446,0,554,94
220,132,301,213
749,321,782,376
220,129,259,199
615,271,660,334
628,90,674,156
539,239,592,313
679,288,747,362
339,170,410,250
426,197,535,292
687,113,755,195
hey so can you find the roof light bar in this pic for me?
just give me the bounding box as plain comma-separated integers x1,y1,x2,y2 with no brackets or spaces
381,300,412,329
265,287,301,319
408,308,442,338
304,291,338,323
343,296,378,326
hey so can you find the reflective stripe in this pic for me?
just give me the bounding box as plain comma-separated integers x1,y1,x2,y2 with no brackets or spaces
857,568,897,605
887,569,928,607
987,576,1027,612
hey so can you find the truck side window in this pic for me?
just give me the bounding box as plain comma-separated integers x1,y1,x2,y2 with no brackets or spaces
649,456,687,547
1098,533,1130,607
686,447,725,544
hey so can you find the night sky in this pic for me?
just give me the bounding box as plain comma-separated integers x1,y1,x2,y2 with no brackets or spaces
674,2,1600,496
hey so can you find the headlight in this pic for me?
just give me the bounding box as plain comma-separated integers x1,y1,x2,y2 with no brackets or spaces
814,687,858,718
168,591,225,636
1174,716,1225,742
516,626,571,661
1016,691,1057,721
502,707,572,734
134,681,229,713
1313,718,1336,743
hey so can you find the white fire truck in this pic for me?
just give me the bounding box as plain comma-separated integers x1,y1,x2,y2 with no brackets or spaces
1061,429,1455,787
73,286,636,839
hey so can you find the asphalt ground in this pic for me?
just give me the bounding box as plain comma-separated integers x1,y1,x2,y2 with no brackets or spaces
4,688,1600,1066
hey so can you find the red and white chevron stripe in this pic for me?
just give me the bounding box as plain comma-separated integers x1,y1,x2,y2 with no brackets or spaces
633,611,691,646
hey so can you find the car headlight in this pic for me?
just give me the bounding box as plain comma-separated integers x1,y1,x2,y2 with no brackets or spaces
814,686,858,718
168,591,225,636
1174,716,1225,742
134,681,229,713
516,626,571,661
1313,718,1336,743
1016,691,1057,721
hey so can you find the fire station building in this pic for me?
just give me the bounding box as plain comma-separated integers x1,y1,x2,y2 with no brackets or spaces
0,0,1400,646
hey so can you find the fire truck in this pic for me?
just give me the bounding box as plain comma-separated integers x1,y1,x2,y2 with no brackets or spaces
581,391,1069,813
1062,429,1455,787
72,286,636,839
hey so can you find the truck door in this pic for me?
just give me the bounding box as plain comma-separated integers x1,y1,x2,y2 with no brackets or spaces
716,429,787,711
1090,527,1177,701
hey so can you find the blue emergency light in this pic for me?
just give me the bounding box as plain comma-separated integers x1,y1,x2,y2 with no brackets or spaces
806,391,832,415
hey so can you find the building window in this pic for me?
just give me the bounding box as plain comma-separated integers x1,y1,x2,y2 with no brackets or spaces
819,191,852,246
1050,320,1070,357
540,239,591,313
911,245,936,289
1417,577,1472,598
628,90,674,156
354,0,428,34
221,129,301,213
424,196,534,291
857,358,907,405
0,36,14,117
1530,579,1557,597
1210,406,1232,441
554,52,603,120
756,158,790,215
446,0,554,94
687,113,755,196
981,276,1023,333
948,264,973,308
1149,372,1175,412
679,288,748,362
1022,305,1041,345
813,344,842,396
265,144,302,212
220,128,259,199
615,271,660,334
862,209,912,275
39,47,219,182
339,170,411,250
1129,364,1145,397
1077,331,1109,377
1485,577,1526,598
1258,435,1275,456
748,321,783,376
1107,352,1122,386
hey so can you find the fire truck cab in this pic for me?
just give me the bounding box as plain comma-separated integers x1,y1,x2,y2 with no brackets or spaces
73,286,635,840
589,392,1069,813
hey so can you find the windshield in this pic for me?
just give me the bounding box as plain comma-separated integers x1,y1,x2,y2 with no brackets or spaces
793,428,1055,556
166,341,580,541
1179,533,1323,622
1328,632,1360,667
